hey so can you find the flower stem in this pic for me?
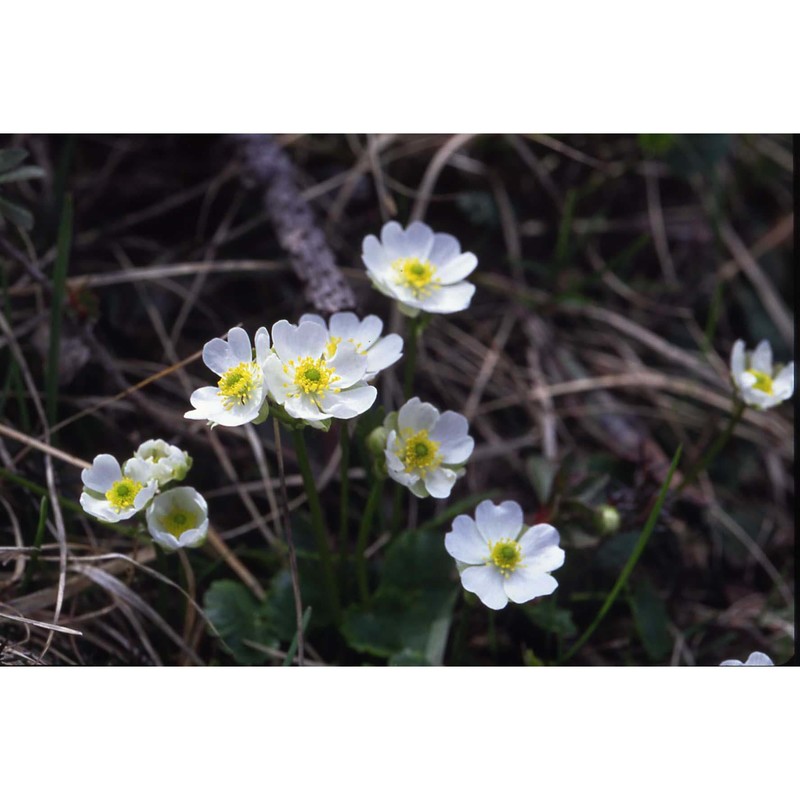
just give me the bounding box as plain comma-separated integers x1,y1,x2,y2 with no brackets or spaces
338,421,351,560
356,477,384,603
403,314,425,399
291,426,341,625
676,400,745,493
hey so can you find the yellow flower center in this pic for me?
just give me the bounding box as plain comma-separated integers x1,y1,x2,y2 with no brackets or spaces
392,257,440,297
746,369,774,395
399,430,441,475
217,361,261,409
488,538,522,577
292,356,338,396
160,508,199,538
105,478,144,512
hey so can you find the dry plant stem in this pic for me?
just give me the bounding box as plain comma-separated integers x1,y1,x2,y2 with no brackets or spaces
273,419,305,666
234,134,355,313
356,478,383,603
290,427,341,625
676,400,745,493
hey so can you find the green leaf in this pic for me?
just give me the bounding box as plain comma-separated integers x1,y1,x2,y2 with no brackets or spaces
522,600,577,637
203,580,277,665
342,530,457,663
0,165,45,184
627,577,671,662
0,148,28,172
0,196,34,230
526,455,559,505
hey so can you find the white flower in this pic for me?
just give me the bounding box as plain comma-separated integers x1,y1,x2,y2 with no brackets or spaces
445,500,565,611
80,454,158,523
125,439,192,488
361,221,477,317
264,319,377,426
185,326,271,427
298,312,403,381
146,486,209,552
720,651,774,666
384,397,474,499
730,339,794,410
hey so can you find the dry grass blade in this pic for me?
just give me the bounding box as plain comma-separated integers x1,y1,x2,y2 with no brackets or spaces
70,563,204,665
0,609,82,636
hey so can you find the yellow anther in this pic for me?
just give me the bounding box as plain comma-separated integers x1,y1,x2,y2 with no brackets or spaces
392,257,440,297
399,430,441,475
488,538,522,577
217,361,261,409
160,509,199,537
746,369,774,395
105,478,143,512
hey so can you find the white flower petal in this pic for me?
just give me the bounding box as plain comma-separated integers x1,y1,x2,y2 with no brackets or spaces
320,384,377,419
81,454,122,493
398,397,439,432
298,313,327,330
772,362,794,395
264,354,290,403
430,410,469,445
271,319,303,363
751,340,772,374
475,500,524,540
202,337,237,376
744,652,774,666
284,393,329,421
227,327,252,363
124,458,154,484
429,233,461,267
461,565,508,610
328,312,361,341
730,339,745,377
254,327,271,365
380,220,408,260
445,515,487,564
365,334,403,377
437,252,478,285
519,525,566,572
294,320,328,359
423,467,457,499
356,315,384,348
328,342,367,387
405,221,434,259
408,478,430,498
80,493,116,522
362,234,392,277
420,282,475,314
504,568,558,604
719,659,745,666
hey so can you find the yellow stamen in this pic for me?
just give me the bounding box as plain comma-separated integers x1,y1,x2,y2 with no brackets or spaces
159,508,199,538
217,361,261,410
392,257,440,297
399,430,441,475
488,538,522,577
746,369,774,395
326,336,342,358
293,356,338,397
105,478,143,512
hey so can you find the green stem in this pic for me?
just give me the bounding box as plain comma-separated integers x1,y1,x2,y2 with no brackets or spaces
403,314,424,399
356,478,384,603
560,446,682,664
291,427,341,624
338,421,351,560
677,401,744,493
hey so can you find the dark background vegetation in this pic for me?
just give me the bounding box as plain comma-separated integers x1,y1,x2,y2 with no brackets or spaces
0,133,794,666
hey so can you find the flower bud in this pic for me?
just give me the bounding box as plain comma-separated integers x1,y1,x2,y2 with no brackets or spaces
594,503,621,536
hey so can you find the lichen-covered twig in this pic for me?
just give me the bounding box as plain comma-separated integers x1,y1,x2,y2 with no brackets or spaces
234,134,356,313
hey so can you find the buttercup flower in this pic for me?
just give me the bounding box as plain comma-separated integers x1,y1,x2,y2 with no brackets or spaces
445,500,565,610
146,486,209,552
720,651,774,666
125,438,192,488
730,339,794,410
185,326,271,427
264,319,377,426
384,397,474,498
298,312,403,381
80,454,158,522
361,221,477,317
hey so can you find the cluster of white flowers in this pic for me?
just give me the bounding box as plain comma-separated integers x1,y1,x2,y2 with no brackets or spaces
80,439,207,553
719,651,774,667
185,314,403,431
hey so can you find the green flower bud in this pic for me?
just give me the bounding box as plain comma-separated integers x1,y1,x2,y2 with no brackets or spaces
366,425,389,459
595,503,621,536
